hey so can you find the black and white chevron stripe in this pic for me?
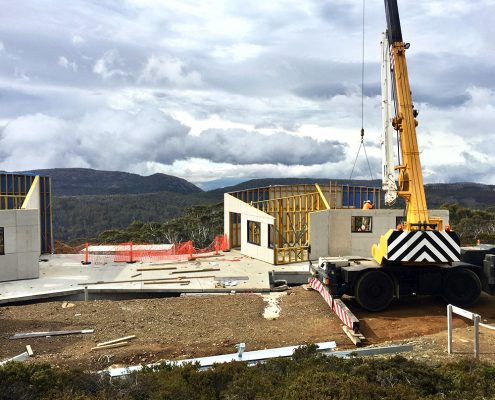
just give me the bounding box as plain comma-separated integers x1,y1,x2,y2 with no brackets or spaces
386,230,460,263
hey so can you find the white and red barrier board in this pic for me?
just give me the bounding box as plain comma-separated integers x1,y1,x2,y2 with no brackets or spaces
308,277,359,332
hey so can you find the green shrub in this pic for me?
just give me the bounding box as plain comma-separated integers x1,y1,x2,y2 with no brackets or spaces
2,352,495,399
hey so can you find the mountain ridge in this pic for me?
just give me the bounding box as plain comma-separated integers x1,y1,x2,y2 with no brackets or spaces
19,168,203,196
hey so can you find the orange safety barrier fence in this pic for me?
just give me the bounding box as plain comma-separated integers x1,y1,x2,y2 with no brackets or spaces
82,234,229,264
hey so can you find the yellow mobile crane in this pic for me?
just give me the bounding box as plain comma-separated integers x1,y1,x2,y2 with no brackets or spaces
309,0,495,313
372,0,449,264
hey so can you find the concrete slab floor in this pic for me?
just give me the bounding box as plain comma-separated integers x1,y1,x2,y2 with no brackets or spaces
0,253,299,305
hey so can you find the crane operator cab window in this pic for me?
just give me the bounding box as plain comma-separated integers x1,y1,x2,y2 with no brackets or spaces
352,216,373,233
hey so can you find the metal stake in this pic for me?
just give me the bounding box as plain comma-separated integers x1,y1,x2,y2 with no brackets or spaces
474,314,480,359
447,304,453,354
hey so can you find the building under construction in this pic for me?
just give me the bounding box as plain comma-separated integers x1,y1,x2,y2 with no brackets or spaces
0,172,53,282
224,182,449,265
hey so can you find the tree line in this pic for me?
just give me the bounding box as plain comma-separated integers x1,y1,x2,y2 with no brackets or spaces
96,203,223,248
442,204,495,245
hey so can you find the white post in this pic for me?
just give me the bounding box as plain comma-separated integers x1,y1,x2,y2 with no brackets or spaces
84,286,89,302
447,304,453,354
474,314,480,359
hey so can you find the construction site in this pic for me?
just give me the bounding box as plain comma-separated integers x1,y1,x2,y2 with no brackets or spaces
1,170,495,372
1,2,495,395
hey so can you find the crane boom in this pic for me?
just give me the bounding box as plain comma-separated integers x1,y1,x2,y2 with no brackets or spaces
385,0,429,226
372,0,459,265
380,31,397,206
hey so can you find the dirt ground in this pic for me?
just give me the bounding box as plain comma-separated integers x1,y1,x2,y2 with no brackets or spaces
2,287,495,371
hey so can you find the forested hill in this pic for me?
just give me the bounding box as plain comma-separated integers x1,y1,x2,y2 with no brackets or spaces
22,168,202,195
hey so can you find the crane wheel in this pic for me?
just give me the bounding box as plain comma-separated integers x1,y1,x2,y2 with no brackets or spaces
442,268,481,307
355,270,394,312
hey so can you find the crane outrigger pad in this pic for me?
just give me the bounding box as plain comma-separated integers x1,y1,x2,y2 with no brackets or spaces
308,277,360,333
373,229,461,264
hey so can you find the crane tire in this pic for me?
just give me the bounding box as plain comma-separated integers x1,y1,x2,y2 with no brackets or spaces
442,268,481,307
355,270,395,312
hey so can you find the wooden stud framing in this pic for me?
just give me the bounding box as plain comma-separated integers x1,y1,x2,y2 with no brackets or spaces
229,182,381,264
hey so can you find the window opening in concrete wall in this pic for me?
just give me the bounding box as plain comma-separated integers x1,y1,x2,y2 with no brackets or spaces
247,221,261,245
268,224,274,248
230,212,241,248
0,227,4,255
351,216,373,233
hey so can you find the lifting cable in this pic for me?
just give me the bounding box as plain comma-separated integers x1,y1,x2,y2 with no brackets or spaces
348,0,374,183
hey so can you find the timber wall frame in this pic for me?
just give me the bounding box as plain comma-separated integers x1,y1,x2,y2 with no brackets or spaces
228,182,381,264
0,173,53,254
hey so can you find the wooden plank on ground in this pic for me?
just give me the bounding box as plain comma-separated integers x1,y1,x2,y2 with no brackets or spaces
147,260,191,266
192,254,225,259
97,335,136,347
137,267,177,272
143,280,190,285
171,268,220,274
79,277,182,285
79,275,215,286
91,342,129,351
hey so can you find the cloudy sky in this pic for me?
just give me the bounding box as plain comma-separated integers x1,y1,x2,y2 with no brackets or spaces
0,0,494,189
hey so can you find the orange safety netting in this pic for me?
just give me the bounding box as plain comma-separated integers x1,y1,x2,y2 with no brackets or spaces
82,234,229,264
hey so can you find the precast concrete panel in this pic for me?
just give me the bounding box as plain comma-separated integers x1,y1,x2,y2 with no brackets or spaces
0,254,19,281
3,226,17,254
0,210,16,227
309,210,330,259
0,209,41,281
17,252,39,280
16,224,39,253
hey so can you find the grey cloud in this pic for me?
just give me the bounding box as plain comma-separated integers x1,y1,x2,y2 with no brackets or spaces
0,88,41,117
188,129,346,165
0,108,347,172
293,83,348,99
408,52,495,107
412,92,471,108
318,0,361,27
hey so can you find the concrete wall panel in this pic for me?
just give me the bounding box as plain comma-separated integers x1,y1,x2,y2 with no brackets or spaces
15,209,38,227
309,211,330,259
3,226,17,254
16,225,39,253
17,252,39,280
0,209,40,282
0,254,19,281
0,210,16,227
224,193,275,263
329,212,352,256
